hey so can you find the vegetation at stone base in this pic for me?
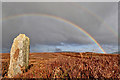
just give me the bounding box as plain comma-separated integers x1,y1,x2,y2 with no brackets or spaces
1,52,120,79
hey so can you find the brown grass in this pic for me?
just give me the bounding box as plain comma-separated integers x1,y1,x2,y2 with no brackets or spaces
1,52,120,79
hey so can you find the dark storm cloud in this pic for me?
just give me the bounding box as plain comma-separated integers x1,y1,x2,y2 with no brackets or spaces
3,16,92,49
2,2,118,49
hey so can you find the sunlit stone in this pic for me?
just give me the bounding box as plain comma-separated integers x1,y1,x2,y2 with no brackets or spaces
8,34,30,78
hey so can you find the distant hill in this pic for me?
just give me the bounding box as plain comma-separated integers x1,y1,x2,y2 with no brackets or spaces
112,51,120,54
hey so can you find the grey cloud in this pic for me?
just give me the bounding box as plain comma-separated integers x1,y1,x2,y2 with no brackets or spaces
3,16,92,49
0,2,1,76
2,2,118,49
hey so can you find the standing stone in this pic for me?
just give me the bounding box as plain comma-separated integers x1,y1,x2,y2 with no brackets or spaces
8,34,30,78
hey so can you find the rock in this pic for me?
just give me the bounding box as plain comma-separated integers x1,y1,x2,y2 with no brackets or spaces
8,34,30,78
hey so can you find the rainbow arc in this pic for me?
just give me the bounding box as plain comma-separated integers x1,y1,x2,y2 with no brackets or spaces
2,13,106,53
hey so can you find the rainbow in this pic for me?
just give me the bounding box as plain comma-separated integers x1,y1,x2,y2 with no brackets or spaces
70,3,118,37
2,13,106,53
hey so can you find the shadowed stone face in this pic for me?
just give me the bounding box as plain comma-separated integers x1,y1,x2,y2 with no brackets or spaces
14,49,19,61
8,34,30,78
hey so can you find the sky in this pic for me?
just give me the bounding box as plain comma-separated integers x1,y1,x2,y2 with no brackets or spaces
1,0,119,2
2,2,118,53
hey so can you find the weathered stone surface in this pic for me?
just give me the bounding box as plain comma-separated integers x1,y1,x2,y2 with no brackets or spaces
8,34,30,78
